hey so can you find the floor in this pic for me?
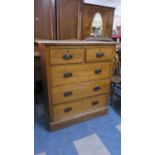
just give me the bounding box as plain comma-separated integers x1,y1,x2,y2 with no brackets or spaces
34,82,121,155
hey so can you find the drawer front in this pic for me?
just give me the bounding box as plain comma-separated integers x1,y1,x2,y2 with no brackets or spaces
51,62,111,86
52,79,110,104
80,62,111,82
86,47,115,62
52,95,107,121
50,48,84,65
51,65,79,86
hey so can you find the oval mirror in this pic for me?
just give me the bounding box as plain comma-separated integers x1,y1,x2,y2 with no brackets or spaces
91,13,103,37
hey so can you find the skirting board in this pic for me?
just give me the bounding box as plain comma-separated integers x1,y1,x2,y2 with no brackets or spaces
49,108,107,131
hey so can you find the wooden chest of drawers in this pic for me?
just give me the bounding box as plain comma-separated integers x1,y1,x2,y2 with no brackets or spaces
36,40,116,131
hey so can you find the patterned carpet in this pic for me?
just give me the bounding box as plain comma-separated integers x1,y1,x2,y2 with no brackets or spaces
34,103,121,155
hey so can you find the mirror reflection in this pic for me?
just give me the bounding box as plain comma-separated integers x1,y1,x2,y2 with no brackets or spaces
91,13,103,37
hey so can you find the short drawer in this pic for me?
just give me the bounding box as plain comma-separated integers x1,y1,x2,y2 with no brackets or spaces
51,62,111,86
51,79,110,104
50,48,84,65
86,47,115,62
52,95,107,121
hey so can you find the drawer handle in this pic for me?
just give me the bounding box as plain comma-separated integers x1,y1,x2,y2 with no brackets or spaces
95,69,102,74
64,72,72,78
64,91,72,97
92,101,99,106
96,52,104,57
64,107,72,112
63,54,73,60
93,86,101,91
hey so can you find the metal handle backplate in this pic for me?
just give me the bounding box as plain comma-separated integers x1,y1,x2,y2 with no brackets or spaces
64,107,72,112
63,54,73,60
64,91,72,97
96,52,104,57
64,72,72,78
95,69,102,74
92,101,99,106
93,86,101,91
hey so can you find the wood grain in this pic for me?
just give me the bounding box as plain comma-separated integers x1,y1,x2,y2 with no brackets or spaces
34,0,56,39
51,79,110,104
50,48,85,65
37,41,115,130
86,46,115,62
81,3,114,39
52,94,107,121
51,62,111,86
50,108,107,131
56,0,81,39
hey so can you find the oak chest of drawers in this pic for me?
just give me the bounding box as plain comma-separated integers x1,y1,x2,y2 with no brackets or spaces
36,40,116,131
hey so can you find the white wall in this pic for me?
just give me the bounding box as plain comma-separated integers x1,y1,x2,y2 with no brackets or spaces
84,0,119,8
113,4,121,30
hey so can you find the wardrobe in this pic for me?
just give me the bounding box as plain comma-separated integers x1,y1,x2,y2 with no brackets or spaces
34,0,115,40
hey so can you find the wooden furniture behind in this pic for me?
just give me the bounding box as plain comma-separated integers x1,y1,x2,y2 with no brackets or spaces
36,40,116,130
34,0,115,40
34,0,56,39
81,3,114,39
56,0,82,40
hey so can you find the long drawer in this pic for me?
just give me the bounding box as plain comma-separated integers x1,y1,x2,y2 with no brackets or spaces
86,47,115,62
50,48,85,65
52,94,107,121
51,79,110,104
51,62,111,86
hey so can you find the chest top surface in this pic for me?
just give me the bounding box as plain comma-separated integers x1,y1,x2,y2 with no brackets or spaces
35,40,117,46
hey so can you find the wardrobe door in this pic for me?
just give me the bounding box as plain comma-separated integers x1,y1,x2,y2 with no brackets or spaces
34,0,56,39
105,11,114,37
81,3,114,39
34,0,40,38
56,0,82,40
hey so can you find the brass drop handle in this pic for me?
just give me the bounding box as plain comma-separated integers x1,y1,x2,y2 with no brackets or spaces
64,72,72,78
64,107,72,112
95,69,102,74
92,101,99,106
63,54,73,60
96,51,104,57
93,86,101,91
64,91,72,97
